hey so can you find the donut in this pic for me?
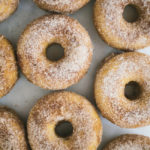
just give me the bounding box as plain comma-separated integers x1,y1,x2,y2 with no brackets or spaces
0,0,19,22
0,35,18,98
0,106,28,149
95,52,150,128
17,14,93,90
103,134,150,150
27,91,102,150
33,0,90,14
94,0,150,50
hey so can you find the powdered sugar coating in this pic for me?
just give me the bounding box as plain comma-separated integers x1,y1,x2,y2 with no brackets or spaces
94,0,150,50
95,52,150,128
33,0,90,13
0,35,18,98
0,107,28,150
103,134,150,150
40,0,79,5
27,91,102,150
0,0,19,22
18,15,93,90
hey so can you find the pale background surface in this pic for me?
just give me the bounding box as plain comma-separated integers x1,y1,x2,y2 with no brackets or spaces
0,0,150,149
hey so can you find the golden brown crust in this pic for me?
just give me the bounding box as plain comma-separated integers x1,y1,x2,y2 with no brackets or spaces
94,0,150,50
0,35,18,98
0,106,28,150
33,0,90,14
103,134,150,150
17,14,93,90
95,52,150,128
0,0,19,22
27,91,102,150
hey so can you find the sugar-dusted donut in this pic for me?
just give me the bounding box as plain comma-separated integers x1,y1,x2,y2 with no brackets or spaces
27,91,102,150
103,134,150,150
33,0,90,14
0,106,28,150
18,14,93,90
0,35,18,98
95,52,150,128
94,0,150,50
0,0,19,22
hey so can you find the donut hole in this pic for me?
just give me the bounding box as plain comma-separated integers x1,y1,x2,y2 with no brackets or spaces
124,81,141,100
46,43,64,62
123,4,139,23
55,121,73,138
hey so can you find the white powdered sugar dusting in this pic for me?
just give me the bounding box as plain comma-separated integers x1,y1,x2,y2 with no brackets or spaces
0,0,19,21
41,0,73,5
98,0,150,48
18,15,93,89
103,134,150,150
34,0,85,11
0,107,27,150
0,35,17,96
98,53,150,127
28,92,101,150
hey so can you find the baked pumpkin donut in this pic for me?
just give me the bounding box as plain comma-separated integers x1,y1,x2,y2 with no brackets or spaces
103,134,150,150
0,106,28,150
27,91,102,150
95,52,150,128
18,14,93,90
0,0,19,22
94,0,150,50
0,35,18,98
33,0,90,14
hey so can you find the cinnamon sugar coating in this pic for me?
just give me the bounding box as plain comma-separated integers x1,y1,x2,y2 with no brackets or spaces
94,0,150,50
103,134,150,150
33,0,90,14
0,0,19,22
95,52,150,128
17,14,93,90
0,106,28,150
0,35,18,98
27,91,102,150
